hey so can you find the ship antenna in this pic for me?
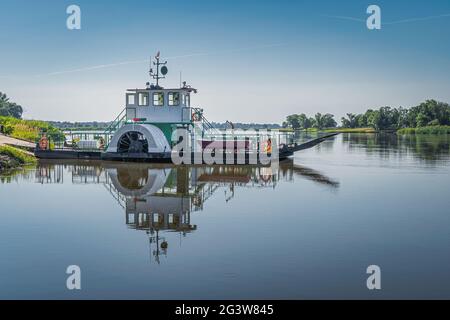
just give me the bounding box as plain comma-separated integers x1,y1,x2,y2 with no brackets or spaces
148,56,152,81
149,51,168,88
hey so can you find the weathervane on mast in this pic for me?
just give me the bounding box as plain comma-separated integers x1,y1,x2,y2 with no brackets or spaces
149,51,168,88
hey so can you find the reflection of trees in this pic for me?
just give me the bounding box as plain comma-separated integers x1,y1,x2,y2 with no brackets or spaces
0,168,35,184
343,133,450,163
400,134,450,161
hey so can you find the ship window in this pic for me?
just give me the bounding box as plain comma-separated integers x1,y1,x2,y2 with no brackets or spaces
182,94,186,105
138,92,149,106
185,94,190,107
127,94,136,105
168,92,180,106
153,92,164,106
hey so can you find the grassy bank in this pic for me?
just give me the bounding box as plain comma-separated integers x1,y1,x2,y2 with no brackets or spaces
0,145,36,172
279,127,375,133
0,116,64,142
397,126,450,135
324,127,375,133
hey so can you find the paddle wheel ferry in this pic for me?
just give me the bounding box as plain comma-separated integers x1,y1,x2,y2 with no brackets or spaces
35,52,337,164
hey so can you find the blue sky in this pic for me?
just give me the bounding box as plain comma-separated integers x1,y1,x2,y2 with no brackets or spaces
0,0,450,123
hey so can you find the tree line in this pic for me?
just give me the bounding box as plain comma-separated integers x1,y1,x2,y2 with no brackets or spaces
282,113,337,130
283,100,450,131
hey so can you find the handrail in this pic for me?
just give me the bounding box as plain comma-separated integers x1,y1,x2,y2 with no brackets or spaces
103,108,126,135
102,108,127,150
192,107,220,134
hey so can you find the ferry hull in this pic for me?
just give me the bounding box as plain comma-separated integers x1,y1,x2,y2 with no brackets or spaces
35,150,290,164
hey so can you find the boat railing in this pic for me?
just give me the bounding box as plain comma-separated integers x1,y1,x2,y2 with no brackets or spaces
201,130,296,147
56,108,127,151
192,107,221,135
103,108,127,149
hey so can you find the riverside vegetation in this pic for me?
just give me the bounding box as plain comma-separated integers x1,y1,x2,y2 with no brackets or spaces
0,92,63,173
0,116,64,142
0,145,36,173
283,100,450,134
1,92,64,143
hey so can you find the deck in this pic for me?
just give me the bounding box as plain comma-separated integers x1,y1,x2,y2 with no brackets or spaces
34,133,339,164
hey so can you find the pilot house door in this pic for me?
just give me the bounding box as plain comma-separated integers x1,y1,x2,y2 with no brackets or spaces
126,108,136,121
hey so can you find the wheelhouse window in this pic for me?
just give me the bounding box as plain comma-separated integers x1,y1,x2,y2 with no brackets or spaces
138,92,149,106
126,94,136,106
182,94,186,106
153,92,164,106
168,92,180,106
185,94,190,107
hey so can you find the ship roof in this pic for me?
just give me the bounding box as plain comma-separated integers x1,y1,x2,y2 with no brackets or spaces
126,87,197,93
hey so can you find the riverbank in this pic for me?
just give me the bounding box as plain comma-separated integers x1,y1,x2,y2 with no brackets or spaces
281,126,450,135
324,127,376,133
279,127,376,133
0,145,36,173
397,126,450,135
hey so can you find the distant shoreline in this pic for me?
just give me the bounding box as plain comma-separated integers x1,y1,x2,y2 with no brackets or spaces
280,126,450,135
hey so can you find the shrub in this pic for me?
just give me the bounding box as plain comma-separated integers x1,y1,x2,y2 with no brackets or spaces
0,145,36,165
0,116,65,142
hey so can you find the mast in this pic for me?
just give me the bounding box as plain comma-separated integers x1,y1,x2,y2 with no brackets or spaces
149,51,168,88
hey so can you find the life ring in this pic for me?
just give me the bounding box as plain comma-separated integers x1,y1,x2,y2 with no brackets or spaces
192,112,199,122
39,136,49,150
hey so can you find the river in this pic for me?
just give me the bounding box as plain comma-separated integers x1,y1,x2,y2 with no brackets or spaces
1,133,449,299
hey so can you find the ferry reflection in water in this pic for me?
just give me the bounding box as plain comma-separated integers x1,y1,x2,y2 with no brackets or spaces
34,160,339,264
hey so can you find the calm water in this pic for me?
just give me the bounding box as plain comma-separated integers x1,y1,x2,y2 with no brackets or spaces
1,133,449,299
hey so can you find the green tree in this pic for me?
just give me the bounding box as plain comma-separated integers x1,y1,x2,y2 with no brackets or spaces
396,107,409,128
416,112,429,127
313,113,336,129
325,113,337,128
0,92,23,119
313,113,324,129
341,113,357,128
367,110,381,130
298,113,313,131
367,107,398,130
285,114,301,129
